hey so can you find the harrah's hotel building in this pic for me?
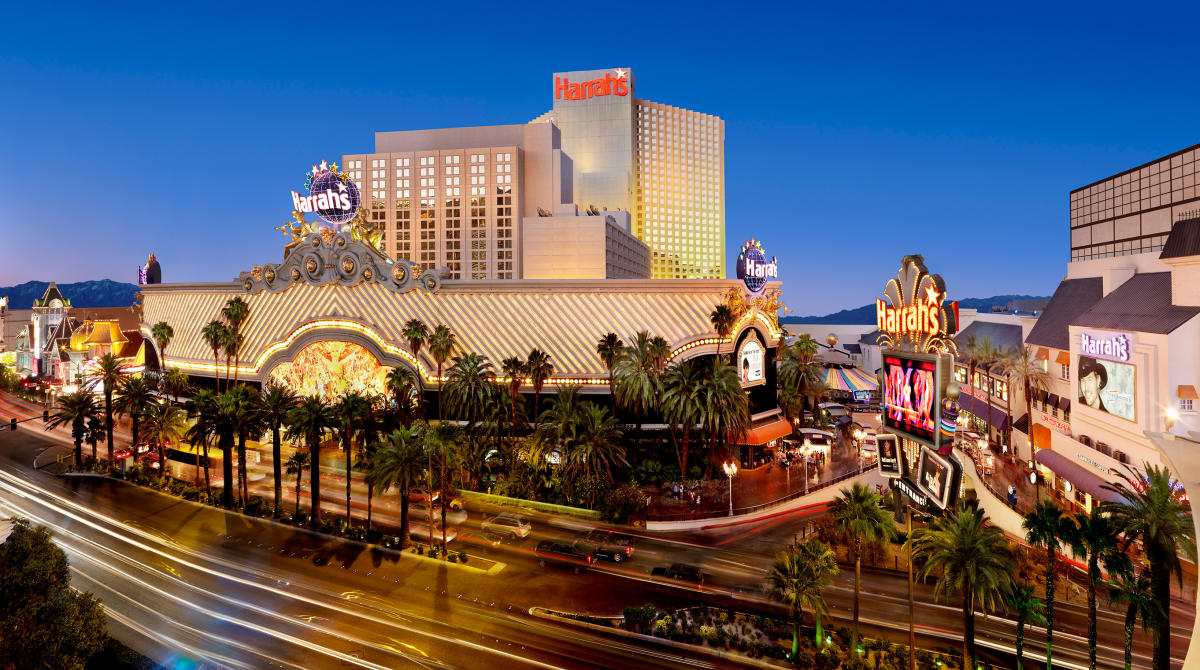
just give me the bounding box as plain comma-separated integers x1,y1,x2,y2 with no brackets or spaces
343,68,725,280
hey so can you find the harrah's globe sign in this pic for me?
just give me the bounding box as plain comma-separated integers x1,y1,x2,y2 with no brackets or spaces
554,68,629,100
290,160,361,226
736,239,778,294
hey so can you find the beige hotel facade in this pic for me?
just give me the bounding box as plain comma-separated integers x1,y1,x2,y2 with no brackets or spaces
343,68,724,281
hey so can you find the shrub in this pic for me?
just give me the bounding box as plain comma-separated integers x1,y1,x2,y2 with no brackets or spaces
447,553,458,563
792,649,814,667
653,615,673,635
457,551,468,563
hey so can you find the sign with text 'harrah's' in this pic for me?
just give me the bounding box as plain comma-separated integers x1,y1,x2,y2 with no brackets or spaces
554,69,629,100
1080,331,1131,362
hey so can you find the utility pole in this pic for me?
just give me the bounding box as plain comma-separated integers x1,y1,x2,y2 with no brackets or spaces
907,505,916,670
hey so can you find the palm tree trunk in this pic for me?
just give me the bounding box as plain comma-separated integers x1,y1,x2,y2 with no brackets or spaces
1123,615,1134,670
440,459,448,557
1150,549,1170,670
158,440,166,481
237,432,248,506
791,607,800,655
427,452,435,551
963,592,975,670
272,428,282,515
131,413,141,463
344,434,353,524
295,472,302,515
853,541,861,652
399,487,410,548
310,436,321,526
73,425,83,468
1016,615,1026,670
220,432,234,508
105,391,115,462
1088,557,1098,670
202,442,211,496
366,481,373,532
814,609,824,648
1046,553,1056,670
192,439,200,487
214,351,221,392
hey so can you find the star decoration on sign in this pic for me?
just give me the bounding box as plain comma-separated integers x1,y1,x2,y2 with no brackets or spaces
924,285,941,304
614,68,627,80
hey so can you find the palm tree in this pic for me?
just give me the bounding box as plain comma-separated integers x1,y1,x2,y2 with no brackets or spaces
647,335,670,374
370,428,426,547
1072,511,1128,670
142,402,187,477
285,450,311,516
699,358,749,478
526,348,553,430
260,384,298,515
220,328,243,390
332,392,371,524
660,360,704,475
1103,464,1197,670
46,391,101,468
1005,345,1051,460
913,500,1015,670
385,366,417,426
828,483,897,652
595,333,624,397
568,403,625,507
227,385,262,505
186,389,240,507
444,353,495,492
501,356,527,441
163,367,189,404
114,375,158,464
1022,498,1072,669
403,318,429,361
92,352,124,462
778,334,821,427
1006,583,1046,670
423,422,458,556
709,304,736,357
287,396,329,526
1106,571,1161,670
200,320,227,392
151,321,174,370
84,415,105,465
766,539,839,655
427,325,456,420
184,389,218,494
614,331,658,445
975,337,1000,444
221,297,250,386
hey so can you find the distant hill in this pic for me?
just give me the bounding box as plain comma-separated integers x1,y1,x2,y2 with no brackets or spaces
0,280,140,310
782,295,1049,325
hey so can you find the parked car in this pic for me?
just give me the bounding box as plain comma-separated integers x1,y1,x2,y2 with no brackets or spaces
407,522,457,545
651,563,704,584
481,514,531,539
534,541,594,573
573,530,635,563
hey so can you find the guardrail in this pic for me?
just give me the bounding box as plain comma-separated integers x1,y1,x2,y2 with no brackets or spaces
645,465,872,522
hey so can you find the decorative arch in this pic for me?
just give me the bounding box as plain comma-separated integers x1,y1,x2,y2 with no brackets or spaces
258,323,422,395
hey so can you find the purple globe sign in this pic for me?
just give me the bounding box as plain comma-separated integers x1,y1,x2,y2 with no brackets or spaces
289,163,362,226
736,240,778,294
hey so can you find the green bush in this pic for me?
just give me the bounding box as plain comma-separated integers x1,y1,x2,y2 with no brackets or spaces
598,483,648,523
447,553,458,563
457,551,468,563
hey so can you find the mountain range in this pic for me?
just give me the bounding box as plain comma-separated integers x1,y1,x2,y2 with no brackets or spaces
781,295,1049,325
0,280,140,310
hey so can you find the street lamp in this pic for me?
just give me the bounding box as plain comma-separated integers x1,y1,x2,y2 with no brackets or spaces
1166,407,1180,439
802,439,813,495
722,461,738,516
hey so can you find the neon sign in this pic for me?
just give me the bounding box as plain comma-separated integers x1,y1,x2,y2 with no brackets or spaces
876,255,958,354
736,239,778,294
554,69,629,100
1080,331,1131,362
289,160,361,226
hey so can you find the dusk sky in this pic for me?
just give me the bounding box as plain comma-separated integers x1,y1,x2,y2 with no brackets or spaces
2,2,1197,314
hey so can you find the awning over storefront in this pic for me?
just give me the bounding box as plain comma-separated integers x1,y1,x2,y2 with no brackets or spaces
1055,351,1071,365
957,394,1010,430
1035,347,1049,360
1057,396,1071,413
1034,449,1123,504
1013,413,1030,435
1031,424,1052,450
822,366,878,393
737,416,794,446
1180,385,1199,400
1047,393,1060,410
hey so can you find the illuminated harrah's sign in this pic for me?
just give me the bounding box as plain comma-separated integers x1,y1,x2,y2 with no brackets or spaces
876,286,942,337
736,239,778,294
291,188,352,214
1080,331,1130,362
288,160,361,226
875,254,957,353
555,69,629,100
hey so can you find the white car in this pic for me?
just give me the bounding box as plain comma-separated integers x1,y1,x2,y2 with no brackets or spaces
481,514,531,539
408,504,468,526
407,522,457,544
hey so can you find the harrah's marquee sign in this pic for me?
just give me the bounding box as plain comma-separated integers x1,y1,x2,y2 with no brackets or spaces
876,254,958,352
555,68,629,101
1080,331,1131,362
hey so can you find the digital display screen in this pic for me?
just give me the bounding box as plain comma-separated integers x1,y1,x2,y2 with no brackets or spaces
883,353,940,446
917,447,951,506
877,434,901,478
738,338,764,386
1077,355,1136,422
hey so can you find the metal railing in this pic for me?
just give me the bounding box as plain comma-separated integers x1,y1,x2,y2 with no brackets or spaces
645,465,872,522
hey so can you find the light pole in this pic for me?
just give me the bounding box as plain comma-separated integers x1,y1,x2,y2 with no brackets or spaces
722,460,738,516
802,439,812,495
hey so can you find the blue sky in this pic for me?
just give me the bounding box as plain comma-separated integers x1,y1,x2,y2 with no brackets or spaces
1,1,1197,314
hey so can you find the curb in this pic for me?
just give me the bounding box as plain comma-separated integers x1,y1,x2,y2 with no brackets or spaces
527,606,787,669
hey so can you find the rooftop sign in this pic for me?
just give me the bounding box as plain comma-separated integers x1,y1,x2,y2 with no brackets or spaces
289,160,361,226
1080,331,1131,362
736,239,778,294
876,254,957,354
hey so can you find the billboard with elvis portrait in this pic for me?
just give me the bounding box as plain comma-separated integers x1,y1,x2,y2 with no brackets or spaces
882,351,943,448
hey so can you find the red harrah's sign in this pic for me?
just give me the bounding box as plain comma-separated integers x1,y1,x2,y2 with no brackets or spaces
555,70,628,100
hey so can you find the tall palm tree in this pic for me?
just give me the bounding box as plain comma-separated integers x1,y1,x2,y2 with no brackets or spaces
221,297,250,386
660,360,704,475
976,337,1000,444
1005,345,1051,460
444,353,495,492
403,318,430,362
526,348,553,430
1022,498,1072,669
385,366,417,426
332,392,370,524
778,334,821,428
709,304,736,358
220,328,243,390
92,352,124,462
828,483,897,652
428,325,456,420
501,356,527,442
595,333,624,397
260,384,298,516
186,389,240,507
1072,511,1129,670
228,384,262,505
142,402,187,478
184,389,217,494
114,376,158,463
287,396,329,526
163,367,189,404
151,321,174,370
1106,571,1161,670
84,415,105,465
766,539,839,655
1006,583,1046,670
568,403,625,507
1103,464,1197,670
46,391,101,468
423,422,458,556
699,358,749,479
647,335,670,375
913,500,1015,670
285,450,311,516
614,331,658,445
370,428,426,547
200,320,227,392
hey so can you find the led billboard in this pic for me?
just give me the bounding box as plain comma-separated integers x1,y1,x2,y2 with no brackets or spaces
882,352,942,448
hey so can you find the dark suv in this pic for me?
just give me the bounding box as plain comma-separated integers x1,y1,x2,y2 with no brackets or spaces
573,530,636,563
535,541,595,573
651,563,704,584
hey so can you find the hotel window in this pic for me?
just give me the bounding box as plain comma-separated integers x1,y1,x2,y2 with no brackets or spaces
1060,363,1070,380
395,158,410,167
420,156,434,166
